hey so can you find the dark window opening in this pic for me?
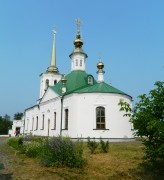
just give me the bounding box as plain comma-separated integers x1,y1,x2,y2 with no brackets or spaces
42,114,44,130
54,112,56,129
36,116,38,130
45,79,49,90
96,107,105,129
65,109,68,129
54,80,57,85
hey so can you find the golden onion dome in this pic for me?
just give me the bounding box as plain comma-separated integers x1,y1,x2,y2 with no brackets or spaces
97,58,105,74
74,34,83,48
97,60,104,69
61,75,67,84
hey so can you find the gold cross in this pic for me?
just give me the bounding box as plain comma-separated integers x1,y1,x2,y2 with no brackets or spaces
52,27,56,35
76,18,81,34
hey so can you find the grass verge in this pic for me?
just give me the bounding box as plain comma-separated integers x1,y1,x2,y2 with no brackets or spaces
2,137,164,179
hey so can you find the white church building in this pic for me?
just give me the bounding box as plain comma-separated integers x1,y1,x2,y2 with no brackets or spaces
24,20,134,141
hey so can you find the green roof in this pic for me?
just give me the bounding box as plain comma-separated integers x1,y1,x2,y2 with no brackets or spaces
74,82,128,95
50,70,131,97
50,71,96,96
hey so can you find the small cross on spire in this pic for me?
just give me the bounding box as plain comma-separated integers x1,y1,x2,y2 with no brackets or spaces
52,27,56,35
76,18,81,35
99,52,102,62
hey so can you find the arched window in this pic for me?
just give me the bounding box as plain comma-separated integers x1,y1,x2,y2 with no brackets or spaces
65,109,68,129
31,118,34,130
88,76,93,85
76,59,78,66
96,107,105,129
54,112,56,130
26,119,29,131
45,79,49,90
41,114,44,130
54,80,57,85
36,116,38,130
80,59,82,67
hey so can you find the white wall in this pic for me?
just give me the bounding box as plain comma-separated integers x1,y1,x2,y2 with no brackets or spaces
9,119,24,137
24,91,134,140
40,73,62,98
71,53,86,71
62,93,133,139
24,106,39,135
38,97,61,137
24,95,62,137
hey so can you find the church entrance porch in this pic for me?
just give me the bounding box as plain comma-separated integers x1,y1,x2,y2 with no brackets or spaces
15,127,20,136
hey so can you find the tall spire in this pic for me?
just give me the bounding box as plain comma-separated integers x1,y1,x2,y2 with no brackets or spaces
47,28,59,73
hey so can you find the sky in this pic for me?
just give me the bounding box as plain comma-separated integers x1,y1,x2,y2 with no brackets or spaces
0,0,163,119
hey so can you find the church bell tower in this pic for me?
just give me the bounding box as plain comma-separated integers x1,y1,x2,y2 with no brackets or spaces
39,29,62,98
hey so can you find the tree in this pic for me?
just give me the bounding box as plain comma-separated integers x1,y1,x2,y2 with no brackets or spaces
14,112,23,120
119,81,164,162
0,114,12,135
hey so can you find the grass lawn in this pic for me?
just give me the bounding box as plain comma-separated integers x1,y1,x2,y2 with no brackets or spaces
1,138,163,180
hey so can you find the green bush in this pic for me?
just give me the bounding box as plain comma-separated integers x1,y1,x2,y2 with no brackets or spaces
40,137,86,168
7,137,23,150
100,139,109,153
87,137,99,154
23,141,42,158
7,136,86,168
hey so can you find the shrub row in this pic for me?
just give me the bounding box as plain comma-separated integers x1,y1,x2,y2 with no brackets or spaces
87,138,109,154
7,136,86,168
7,136,110,168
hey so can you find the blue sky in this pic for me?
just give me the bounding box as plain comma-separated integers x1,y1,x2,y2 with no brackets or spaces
0,0,163,119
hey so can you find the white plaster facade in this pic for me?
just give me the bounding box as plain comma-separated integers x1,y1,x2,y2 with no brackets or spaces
70,53,86,71
40,72,62,98
24,92,133,140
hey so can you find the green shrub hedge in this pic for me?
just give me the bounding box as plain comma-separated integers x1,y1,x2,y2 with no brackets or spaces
7,136,86,168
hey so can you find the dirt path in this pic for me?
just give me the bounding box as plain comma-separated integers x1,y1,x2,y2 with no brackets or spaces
0,137,13,179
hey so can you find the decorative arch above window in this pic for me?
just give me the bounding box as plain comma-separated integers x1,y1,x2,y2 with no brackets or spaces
96,106,105,129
